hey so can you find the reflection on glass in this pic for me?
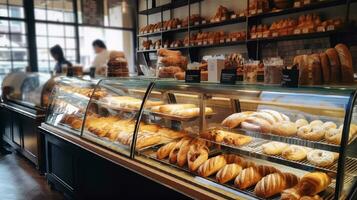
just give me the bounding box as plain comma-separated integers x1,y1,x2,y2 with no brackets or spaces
0,20,9,32
0,34,10,47
0,49,11,60
9,20,25,34
11,48,27,60
10,34,27,47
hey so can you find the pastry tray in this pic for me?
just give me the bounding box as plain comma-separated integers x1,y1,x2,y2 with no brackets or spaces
139,146,337,200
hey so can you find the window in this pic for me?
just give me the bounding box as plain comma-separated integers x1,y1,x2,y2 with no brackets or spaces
34,0,77,73
0,0,27,80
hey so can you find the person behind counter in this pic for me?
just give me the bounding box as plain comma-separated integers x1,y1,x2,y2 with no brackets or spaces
50,45,72,74
91,39,109,76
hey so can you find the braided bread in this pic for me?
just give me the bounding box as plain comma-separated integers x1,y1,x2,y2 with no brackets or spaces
197,155,227,177
216,163,243,184
234,167,262,189
298,172,331,196
254,173,286,198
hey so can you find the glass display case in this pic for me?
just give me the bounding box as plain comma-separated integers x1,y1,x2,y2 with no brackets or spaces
44,77,357,200
45,77,102,136
1,71,54,109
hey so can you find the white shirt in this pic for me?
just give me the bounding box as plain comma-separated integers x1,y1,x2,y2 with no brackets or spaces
92,50,110,69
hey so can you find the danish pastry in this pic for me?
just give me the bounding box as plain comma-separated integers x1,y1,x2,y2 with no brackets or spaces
307,149,335,167
296,119,309,128
297,125,325,141
271,121,298,136
282,145,308,161
262,141,288,155
197,155,227,177
216,163,243,184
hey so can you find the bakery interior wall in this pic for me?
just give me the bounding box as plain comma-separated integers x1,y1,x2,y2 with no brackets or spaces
137,0,357,72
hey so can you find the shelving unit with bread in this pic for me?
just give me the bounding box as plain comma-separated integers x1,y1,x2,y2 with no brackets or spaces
43,77,357,199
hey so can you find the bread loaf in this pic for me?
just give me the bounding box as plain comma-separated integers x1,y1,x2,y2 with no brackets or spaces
234,167,262,189
187,144,209,172
216,163,243,184
325,48,341,83
335,44,354,83
298,172,331,196
157,141,177,160
254,173,286,198
256,165,280,177
308,54,323,85
319,52,331,83
176,139,193,167
197,155,227,177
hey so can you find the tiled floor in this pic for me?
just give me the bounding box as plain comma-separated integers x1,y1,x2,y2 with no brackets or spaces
0,151,63,200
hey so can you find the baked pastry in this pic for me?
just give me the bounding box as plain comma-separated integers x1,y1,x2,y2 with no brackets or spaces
158,128,187,139
187,144,209,172
254,173,286,198
260,109,288,122
335,44,354,83
256,165,280,177
309,120,323,128
222,131,253,146
297,125,325,141
321,121,337,130
221,111,254,128
281,187,301,200
216,163,243,184
300,195,323,200
262,141,288,155
176,139,193,167
307,149,335,167
169,137,191,164
295,119,309,129
157,141,177,160
156,104,196,114
222,154,255,168
271,121,298,136
298,172,331,196
324,127,342,145
234,167,262,189
250,112,277,124
241,116,272,133
171,107,213,117
197,155,227,177
325,48,341,83
157,48,182,57
282,172,300,188
282,145,308,161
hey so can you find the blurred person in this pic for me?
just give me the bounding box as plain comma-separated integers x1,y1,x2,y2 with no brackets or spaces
91,39,109,76
50,45,72,74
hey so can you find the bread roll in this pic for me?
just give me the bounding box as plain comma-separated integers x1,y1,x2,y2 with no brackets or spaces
241,117,272,133
216,163,243,184
335,44,354,83
157,141,177,160
222,131,253,146
319,52,331,84
298,172,331,196
254,173,286,198
172,107,213,117
325,48,341,83
282,145,308,161
234,167,262,189
222,154,255,168
197,155,227,177
187,144,209,171
296,119,309,128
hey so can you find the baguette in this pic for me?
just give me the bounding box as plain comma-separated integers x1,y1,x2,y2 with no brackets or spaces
157,141,177,160
221,111,254,128
158,104,196,114
335,44,354,83
197,155,227,177
176,139,193,167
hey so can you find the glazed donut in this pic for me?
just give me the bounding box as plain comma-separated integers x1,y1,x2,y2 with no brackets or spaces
321,121,337,130
187,144,209,172
271,121,298,136
262,141,289,155
309,120,323,128
296,119,309,128
307,149,335,167
297,125,325,141
282,145,308,161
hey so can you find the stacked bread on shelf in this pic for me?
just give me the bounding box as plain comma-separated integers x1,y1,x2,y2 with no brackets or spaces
250,13,343,39
158,49,187,78
58,85,107,98
102,96,163,110
150,103,213,118
224,53,245,75
182,14,203,27
294,43,355,85
107,51,129,77
210,5,230,22
248,0,270,15
141,40,152,50
139,21,163,34
162,18,182,30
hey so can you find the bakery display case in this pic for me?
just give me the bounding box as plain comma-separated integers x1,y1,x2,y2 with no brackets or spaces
41,78,357,199
45,76,101,136
135,80,357,200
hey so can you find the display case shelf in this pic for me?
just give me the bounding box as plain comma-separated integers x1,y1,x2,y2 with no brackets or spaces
190,16,247,31
138,0,203,15
248,0,348,19
137,31,162,37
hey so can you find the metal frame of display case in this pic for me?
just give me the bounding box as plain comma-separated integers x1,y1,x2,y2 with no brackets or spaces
41,77,357,200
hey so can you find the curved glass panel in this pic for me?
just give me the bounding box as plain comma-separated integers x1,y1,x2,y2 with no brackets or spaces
82,78,154,157
137,80,354,199
45,77,100,135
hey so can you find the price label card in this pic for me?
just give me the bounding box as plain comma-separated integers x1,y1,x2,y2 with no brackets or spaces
294,1,301,7
220,69,237,84
202,20,207,24
164,45,168,48
232,38,237,42
231,14,237,19
263,32,270,38
198,42,202,46
210,19,215,23
194,21,200,25
327,25,335,31
221,17,226,21
226,38,231,42
251,34,257,39
203,41,208,45
185,44,189,47
175,44,178,47
250,10,256,15
177,25,181,28
209,40,214,44
185,70,201,83
239,13,245,17
302,28,309,34
272,32,279,37
220,39,225,43
257,32,263,38
294,29,301,35
167,27,171,30
257,9,263,14
303,0,311,5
